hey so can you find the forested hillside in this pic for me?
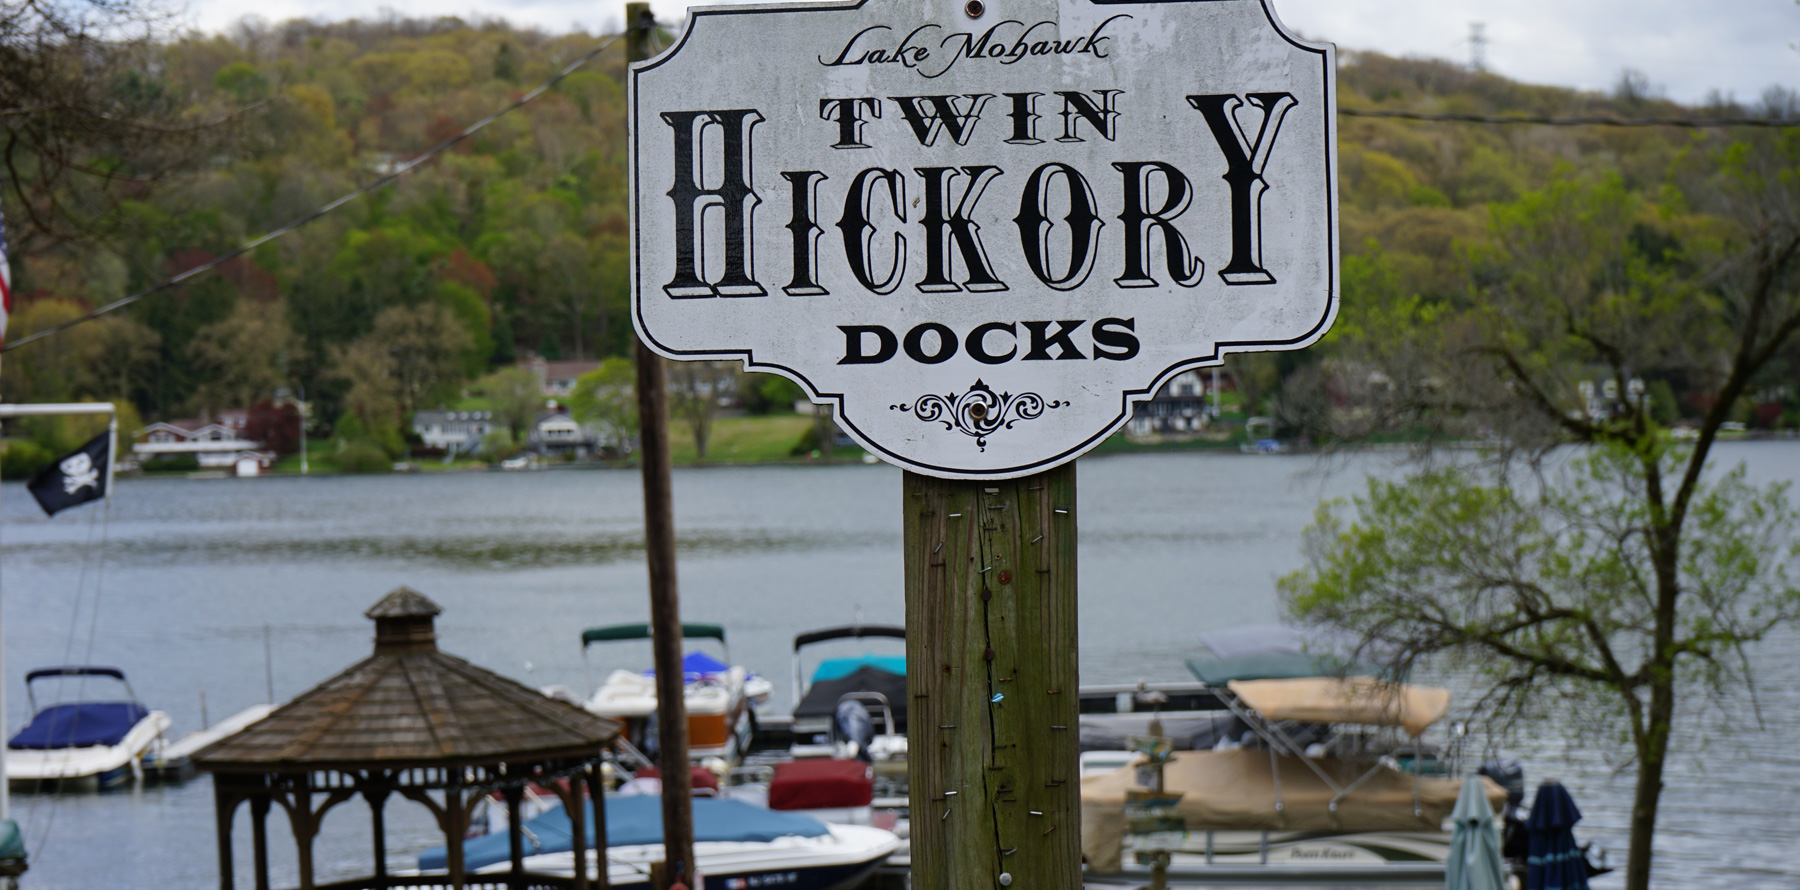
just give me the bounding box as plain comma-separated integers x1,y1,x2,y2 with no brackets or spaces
3,15,1793,462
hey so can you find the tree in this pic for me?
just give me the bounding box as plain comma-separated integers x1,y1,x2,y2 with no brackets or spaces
187,299,296,414
244,399,301,456
1282,143,1800,890
365,303,476,416
474,366,543,438
568,357,637,452
667,360,736,460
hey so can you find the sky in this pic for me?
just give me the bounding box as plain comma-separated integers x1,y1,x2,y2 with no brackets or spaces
179,0,1798,106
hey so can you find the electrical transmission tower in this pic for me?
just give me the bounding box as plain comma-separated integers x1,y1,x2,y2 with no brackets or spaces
1469,22,1488,71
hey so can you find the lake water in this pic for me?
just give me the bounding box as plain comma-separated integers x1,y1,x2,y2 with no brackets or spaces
1,446,1796,888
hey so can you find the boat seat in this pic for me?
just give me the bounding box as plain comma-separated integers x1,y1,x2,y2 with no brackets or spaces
769,759,873,809
9,702,149,750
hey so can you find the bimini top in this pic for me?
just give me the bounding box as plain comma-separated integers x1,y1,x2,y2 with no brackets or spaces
419,795,829,871
793,624,904,651
582,623,725,646
1226,676,1450,737
1187,623,1387,685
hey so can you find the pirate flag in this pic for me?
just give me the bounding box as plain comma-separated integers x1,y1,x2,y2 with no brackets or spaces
28,433,110,516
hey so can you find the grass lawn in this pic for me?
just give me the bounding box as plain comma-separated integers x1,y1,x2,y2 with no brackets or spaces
669,414,813,464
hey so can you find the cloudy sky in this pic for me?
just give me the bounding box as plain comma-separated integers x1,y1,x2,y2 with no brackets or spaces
182,0,1796,106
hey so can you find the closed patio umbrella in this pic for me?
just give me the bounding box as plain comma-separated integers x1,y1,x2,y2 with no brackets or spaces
1448,775,1507,890
1526,780,1589,890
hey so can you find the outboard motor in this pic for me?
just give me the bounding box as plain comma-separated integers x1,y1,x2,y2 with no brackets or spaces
833,699,875,763
1479,758,1529,880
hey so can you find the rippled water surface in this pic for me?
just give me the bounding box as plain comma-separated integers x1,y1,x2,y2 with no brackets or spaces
2,446,1796,888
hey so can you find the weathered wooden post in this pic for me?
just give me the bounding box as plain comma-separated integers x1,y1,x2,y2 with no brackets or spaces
626,0,1339,886
626,4,696,888
904,466,1080,890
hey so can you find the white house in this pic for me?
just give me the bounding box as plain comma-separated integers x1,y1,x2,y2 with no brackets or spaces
134,416,274,474
412,410,494,453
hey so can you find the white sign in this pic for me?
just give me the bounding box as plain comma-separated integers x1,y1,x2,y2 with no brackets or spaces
631,0,1337,479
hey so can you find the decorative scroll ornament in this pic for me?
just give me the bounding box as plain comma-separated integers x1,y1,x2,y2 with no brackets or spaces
890,380,1068,451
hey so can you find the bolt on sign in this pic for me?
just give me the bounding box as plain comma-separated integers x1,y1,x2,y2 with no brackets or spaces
630,0,1337,479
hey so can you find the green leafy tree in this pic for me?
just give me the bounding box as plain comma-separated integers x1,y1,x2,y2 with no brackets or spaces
1284,141,1800,890
568,357,637,451
667,359,737,461
187,299,296,414
475,365,543,438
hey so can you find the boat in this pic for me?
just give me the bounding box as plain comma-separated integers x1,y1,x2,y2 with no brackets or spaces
6,666,171,790
1078,625,1505,883
582,623,773,762
787,624,907,762
419,793,900,890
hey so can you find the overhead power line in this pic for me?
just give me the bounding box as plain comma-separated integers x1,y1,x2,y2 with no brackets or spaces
1341,108,1800,128
2,31,624,354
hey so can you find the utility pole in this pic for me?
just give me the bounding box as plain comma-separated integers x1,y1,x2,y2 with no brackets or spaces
298,387,308,475
904,464,1081,890
1469,22,1488,72
627,4,695,888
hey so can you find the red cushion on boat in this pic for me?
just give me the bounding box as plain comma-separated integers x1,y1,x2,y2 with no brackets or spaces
634,764,720,792
768,759,873,809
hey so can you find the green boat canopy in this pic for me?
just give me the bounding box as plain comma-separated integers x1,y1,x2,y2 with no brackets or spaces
0,817,26,862
1185,652,1384,685
582,623,726,647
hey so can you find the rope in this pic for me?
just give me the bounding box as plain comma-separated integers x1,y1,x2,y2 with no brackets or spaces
1,30,626,354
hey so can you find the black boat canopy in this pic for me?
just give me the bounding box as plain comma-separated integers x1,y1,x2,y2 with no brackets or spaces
792,625,905,651
582,623,726,647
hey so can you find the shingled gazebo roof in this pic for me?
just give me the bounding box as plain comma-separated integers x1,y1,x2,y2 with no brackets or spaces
196,586,619,771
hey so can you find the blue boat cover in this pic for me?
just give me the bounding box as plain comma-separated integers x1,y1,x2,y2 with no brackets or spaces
8,702,148,750
419,796,830,872
811,655,905,683
644,651,736,682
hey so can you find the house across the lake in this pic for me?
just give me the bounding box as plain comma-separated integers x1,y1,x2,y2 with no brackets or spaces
134,413,275,475
412,410,494,454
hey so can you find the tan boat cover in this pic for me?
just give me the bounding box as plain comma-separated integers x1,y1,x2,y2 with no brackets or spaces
1079,750,1504,872
1227,676,1452,737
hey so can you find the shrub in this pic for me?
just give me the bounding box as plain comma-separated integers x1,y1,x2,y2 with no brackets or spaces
337,442,392,474
0,441,54,480
141,453,201,473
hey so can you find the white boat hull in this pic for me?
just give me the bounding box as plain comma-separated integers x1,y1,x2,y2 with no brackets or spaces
7,710,171,788
484,822,901,890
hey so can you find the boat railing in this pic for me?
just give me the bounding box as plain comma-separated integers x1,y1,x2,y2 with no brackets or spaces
836,691,898,738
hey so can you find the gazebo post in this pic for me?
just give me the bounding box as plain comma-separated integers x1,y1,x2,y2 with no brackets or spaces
213,783,239,890
568,777,590,890
504,784,525,878
250,795,272,890
364,774,391,887
292,778,315,889
587,764,610,890
445,786,467,890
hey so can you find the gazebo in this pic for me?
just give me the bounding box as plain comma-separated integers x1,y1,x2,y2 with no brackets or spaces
196,587,622,890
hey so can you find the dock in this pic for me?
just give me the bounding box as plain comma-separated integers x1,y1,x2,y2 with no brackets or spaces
143,704,275,781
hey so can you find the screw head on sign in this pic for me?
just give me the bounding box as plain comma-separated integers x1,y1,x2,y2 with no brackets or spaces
966,0,985,18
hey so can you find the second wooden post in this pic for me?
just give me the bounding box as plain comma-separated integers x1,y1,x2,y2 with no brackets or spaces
904,463,1080,890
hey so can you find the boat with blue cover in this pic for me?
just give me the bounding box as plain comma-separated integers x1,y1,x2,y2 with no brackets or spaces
6,666,169,790
418,794,899,890
582,623,774,762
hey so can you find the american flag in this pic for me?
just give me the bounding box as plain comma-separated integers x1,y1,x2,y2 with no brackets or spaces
0,204,11,344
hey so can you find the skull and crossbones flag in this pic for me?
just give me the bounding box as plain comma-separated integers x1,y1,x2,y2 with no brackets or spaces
28,432,110,516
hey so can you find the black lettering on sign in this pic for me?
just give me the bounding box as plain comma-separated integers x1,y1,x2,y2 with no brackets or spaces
661,109,766,298
915,166,1006,293
819,98,881,149
1021,320,1086,360
1187,92,1297,285
965,321,1017,364
1091,317,1140,360
1014,162,1103,291
838,324,898,364
836,168,908,294
1003,92,1043,145
891,94,992,146
1112,161,1203,289
1055,89,1121,142
781,170,828,296
904,322,958,364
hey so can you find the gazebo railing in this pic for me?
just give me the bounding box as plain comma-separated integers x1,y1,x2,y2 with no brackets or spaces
311,875,576,890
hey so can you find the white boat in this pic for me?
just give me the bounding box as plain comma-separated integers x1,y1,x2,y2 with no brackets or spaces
7,666,170,790
422,793,900,890
582,623,773,761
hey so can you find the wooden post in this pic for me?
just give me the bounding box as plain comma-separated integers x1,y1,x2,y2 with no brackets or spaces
627,6,695,889
904,464,1080,890
587,765,611,890
213,784,238,890
250,795,271,890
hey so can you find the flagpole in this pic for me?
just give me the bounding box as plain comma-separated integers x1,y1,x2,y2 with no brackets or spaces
106,413,117,508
